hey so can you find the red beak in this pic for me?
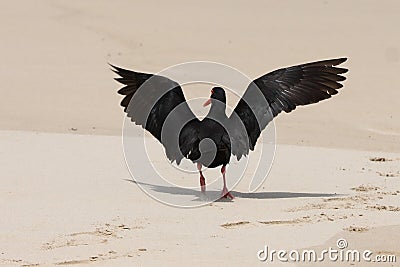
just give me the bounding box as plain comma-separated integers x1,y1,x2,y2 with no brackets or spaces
203,98,212,107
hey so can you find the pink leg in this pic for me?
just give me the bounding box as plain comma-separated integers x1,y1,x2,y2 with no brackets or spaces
221,165,234,199
197,163,206,192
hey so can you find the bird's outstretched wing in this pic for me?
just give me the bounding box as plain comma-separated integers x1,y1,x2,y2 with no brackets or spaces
111,65,199,164
229,58,348,160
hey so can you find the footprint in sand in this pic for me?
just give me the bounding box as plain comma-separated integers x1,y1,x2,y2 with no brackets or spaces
220,221,250,229
55,250,137,265
344,225,369,232
43,219,144,250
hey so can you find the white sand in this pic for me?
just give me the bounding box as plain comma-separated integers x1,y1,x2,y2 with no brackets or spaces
1,131,399,266
1,1,399,266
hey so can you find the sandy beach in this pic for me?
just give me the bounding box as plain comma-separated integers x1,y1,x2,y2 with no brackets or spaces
1,1,399,266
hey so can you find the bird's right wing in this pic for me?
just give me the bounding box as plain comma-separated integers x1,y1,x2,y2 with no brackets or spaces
229,58,348,160
111,64,199,164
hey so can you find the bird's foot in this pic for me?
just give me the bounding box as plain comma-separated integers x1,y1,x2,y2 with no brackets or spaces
221,187,234,199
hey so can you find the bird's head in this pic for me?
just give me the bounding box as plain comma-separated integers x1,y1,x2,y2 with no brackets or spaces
203,87,226,107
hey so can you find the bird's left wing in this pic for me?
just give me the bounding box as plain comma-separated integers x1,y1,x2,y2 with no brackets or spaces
111,64,199,164
228,58,348,160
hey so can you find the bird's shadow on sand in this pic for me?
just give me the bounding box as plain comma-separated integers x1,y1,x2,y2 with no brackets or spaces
124,179,342,201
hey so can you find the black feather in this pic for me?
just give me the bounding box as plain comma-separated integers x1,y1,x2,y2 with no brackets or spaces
230,58,348,159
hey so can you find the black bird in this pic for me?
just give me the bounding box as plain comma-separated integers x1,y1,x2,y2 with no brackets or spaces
112,58,348,199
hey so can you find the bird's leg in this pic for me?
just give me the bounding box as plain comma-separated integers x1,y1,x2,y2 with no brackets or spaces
197,163,206,193
221,165,234,199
